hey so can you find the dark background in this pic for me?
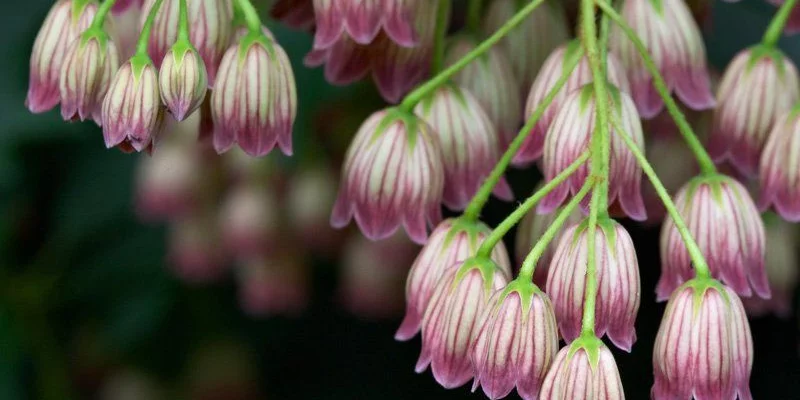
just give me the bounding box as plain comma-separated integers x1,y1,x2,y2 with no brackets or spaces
1,0,799,399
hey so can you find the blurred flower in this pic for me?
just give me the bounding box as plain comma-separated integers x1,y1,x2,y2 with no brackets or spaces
187,0,233,85
59,30,121,124
641,133,697,224
759,107,800,220
271,0,315,30
99,369,163,400
219,178,280,259
743,215,799,317
235,252,309,317
286,166,341,255
312,0,418,49
539,339,625,400
168,209,227,284
159,44,208,121
515,201,582,289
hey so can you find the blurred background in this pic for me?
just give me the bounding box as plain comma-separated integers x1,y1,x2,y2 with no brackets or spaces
1,0,800,399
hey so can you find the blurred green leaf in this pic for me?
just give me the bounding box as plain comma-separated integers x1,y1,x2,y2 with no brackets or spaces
0,306,24,400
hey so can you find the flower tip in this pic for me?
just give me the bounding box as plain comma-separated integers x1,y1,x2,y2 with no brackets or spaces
394,312,419,342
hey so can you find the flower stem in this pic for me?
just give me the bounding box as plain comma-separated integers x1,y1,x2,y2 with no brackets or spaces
177,0,190,42
463,48,582,220
135,0,164,56
90,0,117,30
399,0,546,111
234,0,263,34
580,178,603,335
476,152,590,258
597,0,717,176
431,0,451,74
519,181,593,280
609,111,712,279
763,0,799,47
467,0,483,32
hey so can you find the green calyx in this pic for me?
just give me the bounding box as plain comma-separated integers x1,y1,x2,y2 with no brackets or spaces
747,45,789,76
71,0,95,24
441,217,491,250
647,0,665,16
237,31,276,64
570,216,617,254
130,54,155,84
502,277,542,314
684,173,737,208
418,82,468,114
79,27,109,49
567,333,605,370
453,256,502,293
169,40,197,69
372,107,421,149
564,39,584,68
678,276,728,316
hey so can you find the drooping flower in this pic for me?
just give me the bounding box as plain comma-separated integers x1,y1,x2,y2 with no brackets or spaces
219,178,280,258
168,209,228,284
59,29,121,123
759,106,800,220
547,217,641,351
471,279,559,400
236,253,309,317
515,201,582,289
653,278,753,400
708,46,800,177
742,214,799,317
331,109,444,245
416,257,509,389
539,338,625,400
285,167,341,254
211,31,297,156
140,0,179,68
609,0,715,119
517,40,631,165
396,218,511,341
26,0,97,113
159,43,208,121
658,174,769,300
312,0,418,49
540,85,647,221
414,84,513,210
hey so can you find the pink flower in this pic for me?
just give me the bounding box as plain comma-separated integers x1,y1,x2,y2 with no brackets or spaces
515,201,582,289
540,85,647,221
609,0,715,118
59,30,120,124
416,257,509,389
286,167,341,255
709,46,799,177
140,0,178,68
236,253,309,317
168,210,228,284
159,44,208,121
658,175,769,300
312,0,418,49
415,85,513,210
26,0,97,113
396,218,511,341
188,0,233,85
471,280,559,400
759,108,800,220
547,217,641,351
219,179,280,259
539,339,625,400
271,0,315,31
742,215,799,318
653,279,753,400
331,109,444,245
516,41,630,166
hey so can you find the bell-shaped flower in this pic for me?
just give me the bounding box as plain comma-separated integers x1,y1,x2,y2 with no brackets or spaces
312,0,418,49
742,215,799,317
539,337,625,400
159,42,208,121
219,178,280,258
759,106,800,220
59,29,121,123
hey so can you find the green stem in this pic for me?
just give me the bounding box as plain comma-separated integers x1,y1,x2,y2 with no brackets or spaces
136,0,164,56
177,0,190,42
89,0,117,30
431,0,451,73
609,111,712,279
597,0,717,175
234,0,263,33
467,0,483,32
399,0,547,111
519,181,593,280
580,179,603,335
476,152,591,258
463,48,582,220
599,4,610,77
763,0,799,47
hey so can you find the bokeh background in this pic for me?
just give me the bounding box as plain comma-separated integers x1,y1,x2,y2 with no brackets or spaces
1,0,800,399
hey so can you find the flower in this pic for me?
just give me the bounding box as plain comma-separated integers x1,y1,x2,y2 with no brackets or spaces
517,40,631,165
211,32,297,156
709,46,800,177
653,279,753,400
658,174,769,300
396,218,511,341
59,29,120,123
140,0,179,67
219,178,280,258
414,84,513,210
271,0,315,30
445,35,521,147
159,43,208,121
609,0,715,118
331,109,445,245
547,217,641,351
101,56,164,153
236,252,309,317
742,215,799,317
312,0,418,49
539,338,625,400
759,107,800,220
471,279,559,400
26,0,97,113
416,257,509,389
285,167,340,254
168,209,227,284
540,85,647,221
515,201,582,289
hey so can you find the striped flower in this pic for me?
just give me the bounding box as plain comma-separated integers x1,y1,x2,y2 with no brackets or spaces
547,217,641,352
483,0,569,92
211,32,297,156
219,178,280,259
709,46,800,177
396,218,511,341
416,257,509,389
759,107,800,220
539,339,625,400
445,35,521,147
609,0,715,119
540,85,647,221
140,0,179,68
653,279,753,400
415,85,512,210
26,0,97,113
742,215,799,317
471,280,559,400
516,40,631,166
312,0,418,49
331,109,445,245
658,174,769,300
59,30,120,124
515,201,582,289
159,44,208,121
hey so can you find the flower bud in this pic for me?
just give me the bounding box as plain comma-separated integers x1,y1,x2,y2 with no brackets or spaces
609,0,715,118
547,217,641,351
417,257,509,389
168,210,227,284
539,338,625,400
709,46,800,177
396,218,512,341
59,30,121,123
515,202,582,289
331,109,445,245
414,85,512,210
235,253,309,317
658,174,769,300
271,0,315,30
159,44,208,121
516,41,630,165
540,85,647,221
101,57,164,153
742,215,799,317
211,33,297,156
27,0,97,113
653,279,753,400
219,179,280,259
759,107,800,220
472,280,559,400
